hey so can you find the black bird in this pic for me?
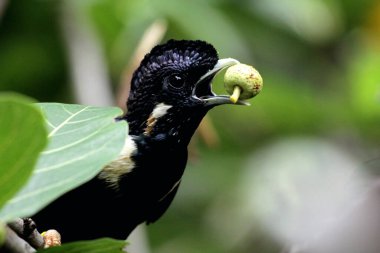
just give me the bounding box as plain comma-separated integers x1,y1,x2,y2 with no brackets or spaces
33,39,244,242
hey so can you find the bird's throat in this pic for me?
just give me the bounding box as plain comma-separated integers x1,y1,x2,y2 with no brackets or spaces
150,110,207,147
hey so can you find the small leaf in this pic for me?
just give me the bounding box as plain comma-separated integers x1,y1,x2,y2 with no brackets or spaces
38,238,128,253
0,94,47,210
0,103,127,221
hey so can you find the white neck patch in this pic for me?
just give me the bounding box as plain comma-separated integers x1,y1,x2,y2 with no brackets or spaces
151,103,172,119
99,135,137,189
144,103,172,136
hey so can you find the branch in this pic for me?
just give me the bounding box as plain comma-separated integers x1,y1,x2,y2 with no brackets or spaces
1,226,36,253
60,1,114,107
0,0,8,22
1,218,45,253
0,219,62,253
7,218,44,250
116,19,167,111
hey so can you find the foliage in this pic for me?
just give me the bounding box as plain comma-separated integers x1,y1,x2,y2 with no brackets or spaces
0,103,127,222
1,0,380,252
0,221,5,247
0,94,47,211
0,98,127,251
38,238,127,253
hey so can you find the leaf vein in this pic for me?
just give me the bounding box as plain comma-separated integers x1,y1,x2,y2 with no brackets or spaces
36,147,102,173
61,105,74,115
45,119,56,129
48,106,90,137
66,115,105,125
42,125,105,155
7,168,91,204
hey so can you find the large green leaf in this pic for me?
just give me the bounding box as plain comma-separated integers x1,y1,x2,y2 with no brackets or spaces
0,94,47,210
0,103,127,221
38,238,127,253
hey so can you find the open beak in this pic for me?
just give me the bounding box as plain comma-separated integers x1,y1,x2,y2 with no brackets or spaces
192,58,250,106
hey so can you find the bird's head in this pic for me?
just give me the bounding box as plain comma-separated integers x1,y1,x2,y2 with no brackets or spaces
125,40,243,145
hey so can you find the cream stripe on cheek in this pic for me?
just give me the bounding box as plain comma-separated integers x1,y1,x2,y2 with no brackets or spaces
144,103,172,136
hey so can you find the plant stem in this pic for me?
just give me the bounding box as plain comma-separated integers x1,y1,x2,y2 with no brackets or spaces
230,86,241,103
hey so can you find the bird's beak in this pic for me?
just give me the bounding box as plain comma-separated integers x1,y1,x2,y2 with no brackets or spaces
193,58,250,106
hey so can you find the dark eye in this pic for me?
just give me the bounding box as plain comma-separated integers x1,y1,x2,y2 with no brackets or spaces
167,75,184,89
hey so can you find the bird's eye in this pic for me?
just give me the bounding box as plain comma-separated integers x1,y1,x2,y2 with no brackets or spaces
167,75,184,89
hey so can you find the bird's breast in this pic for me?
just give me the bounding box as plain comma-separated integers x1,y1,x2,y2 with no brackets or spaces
128,142,187,199
99,134,188,202
98,136,137,189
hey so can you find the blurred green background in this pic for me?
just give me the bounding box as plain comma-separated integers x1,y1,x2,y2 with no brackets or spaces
1,0,379,252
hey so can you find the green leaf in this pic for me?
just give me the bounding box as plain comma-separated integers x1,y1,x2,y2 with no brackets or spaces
0,94,47,210
38,238,128,253
0,103,127,221
0,221,5,247
348,44,380,119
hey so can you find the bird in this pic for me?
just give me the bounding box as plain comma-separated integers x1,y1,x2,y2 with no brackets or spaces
32,39,244,242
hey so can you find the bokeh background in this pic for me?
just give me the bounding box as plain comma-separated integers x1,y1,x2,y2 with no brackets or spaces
1,0,380,252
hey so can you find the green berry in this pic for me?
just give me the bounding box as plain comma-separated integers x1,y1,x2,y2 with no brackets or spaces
224,63,263,103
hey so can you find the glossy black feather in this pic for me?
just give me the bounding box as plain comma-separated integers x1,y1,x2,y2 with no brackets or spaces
125,39,218,136
32,40,221,241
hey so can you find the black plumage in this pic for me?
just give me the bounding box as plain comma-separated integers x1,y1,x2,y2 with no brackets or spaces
32,40,242,242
